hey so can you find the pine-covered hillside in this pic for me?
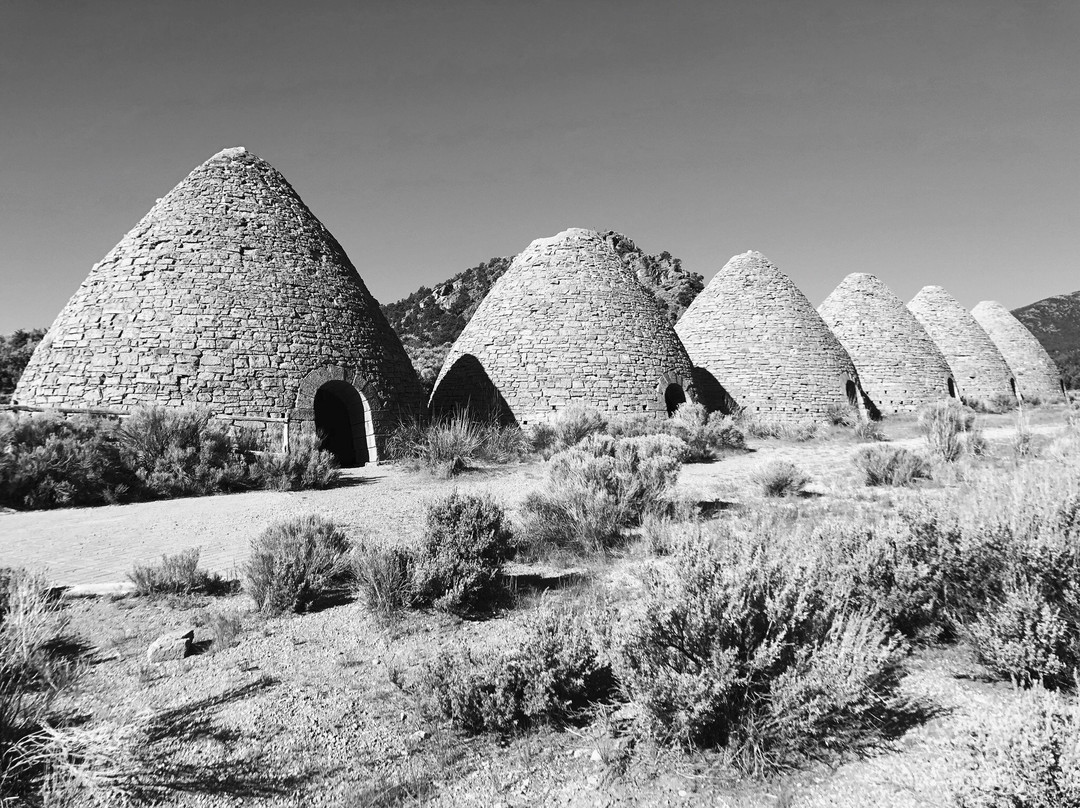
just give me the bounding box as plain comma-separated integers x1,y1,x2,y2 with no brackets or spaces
0,328,46,404
380,231,704,389
1012,291,1080,389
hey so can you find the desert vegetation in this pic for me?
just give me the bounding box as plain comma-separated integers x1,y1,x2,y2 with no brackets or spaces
0,406,339,510
5,400,1080,805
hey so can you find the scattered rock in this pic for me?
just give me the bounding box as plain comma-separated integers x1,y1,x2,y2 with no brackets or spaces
146,629,194,663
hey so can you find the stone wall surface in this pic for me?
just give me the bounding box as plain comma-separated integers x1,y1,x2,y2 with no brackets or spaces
430,228,696,424
14,146,424,456
907,286,1015,403
971,300,1066,402
818,273,956,413
675,251,864,421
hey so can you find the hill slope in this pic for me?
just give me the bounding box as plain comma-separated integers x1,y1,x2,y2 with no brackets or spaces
380,231,704,388
1012,290,1080,388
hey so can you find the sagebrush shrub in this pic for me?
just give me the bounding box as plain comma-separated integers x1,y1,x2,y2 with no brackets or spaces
118,406,250,498
853,419,885,442
825,404,858,427
244,515,352,614
964,393,1017,414
0,413,131,509
519,436,682,555
919,400,981,462
953,687,1080,808
751,461,811,497
853,445,931,487
613,526,902,766
0,407,335,511
967,581,1074,688
553,405,607,450
252,434,340,491
422,603,615,734
413,492,513,612
667,404,746,462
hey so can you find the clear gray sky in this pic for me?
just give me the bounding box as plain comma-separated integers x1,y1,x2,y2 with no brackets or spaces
2,0,1077,333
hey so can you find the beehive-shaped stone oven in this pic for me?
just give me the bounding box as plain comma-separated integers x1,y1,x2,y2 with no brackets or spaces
907,286,1017,405
430,228,696,424
13,146,423,465
971,300,1066,403
675,251,865,420
819,273,958,413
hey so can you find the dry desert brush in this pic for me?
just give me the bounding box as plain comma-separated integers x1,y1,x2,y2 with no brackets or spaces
852,445,931,487
0,406,341,511
421,601,616,735
244,515,353,615
351,543,416,616
518,435,683,556
0,569,87,804
411,492,515,613
387,410,527,476
919,400,985,462
612,522,905,770
128,547,226,596
751,461,812,497
952,686,1080,808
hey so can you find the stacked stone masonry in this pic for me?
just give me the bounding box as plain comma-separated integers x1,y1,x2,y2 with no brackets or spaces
818,273,957,413
14,146,424,462
971,300,1066,403
430,228,696,424
675,251,865,421
907,286,1016,404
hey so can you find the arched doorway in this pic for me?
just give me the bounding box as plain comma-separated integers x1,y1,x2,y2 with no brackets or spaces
313,380,369,467
947,378,957,398
665,383,686,416
691,366,735,415
430,354,515,425
845,380,858,407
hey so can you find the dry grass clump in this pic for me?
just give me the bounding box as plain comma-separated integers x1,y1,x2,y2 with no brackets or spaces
244,515,353,615
852,446,931,487
518,436,682,556
352,543,416,616
919,400,985,462
387,411,528,477
751,461,811,497
128,548,226,596
208,612,243,652
0,569,88,804
736,411,821,442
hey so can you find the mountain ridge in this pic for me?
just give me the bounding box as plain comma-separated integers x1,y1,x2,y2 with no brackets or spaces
379,231,705,389
1011,289,1080,389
